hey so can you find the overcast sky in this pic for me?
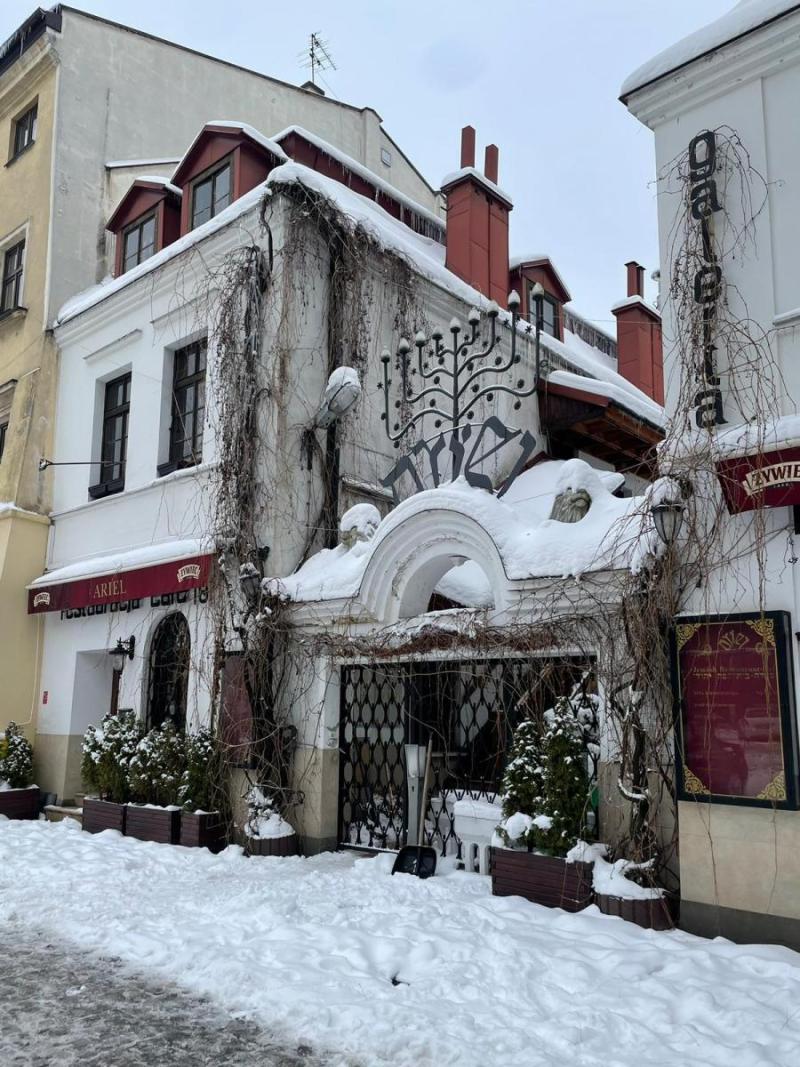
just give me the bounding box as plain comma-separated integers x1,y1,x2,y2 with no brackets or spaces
4,1,734,325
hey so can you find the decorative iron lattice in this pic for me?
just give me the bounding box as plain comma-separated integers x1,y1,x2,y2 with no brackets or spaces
338,657,593,856
378,297,538,499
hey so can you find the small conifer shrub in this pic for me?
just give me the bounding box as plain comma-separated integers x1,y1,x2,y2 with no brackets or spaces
0,722,34,789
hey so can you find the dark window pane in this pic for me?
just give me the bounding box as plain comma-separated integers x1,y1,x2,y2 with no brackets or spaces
0,421,7,462
95,372,131,492
140,216,156,260
123,228,140,272
167,339,207,468
121,214,157,274
213,164,231,213
192,177,213,227
1,240,25,313
11,104,36,159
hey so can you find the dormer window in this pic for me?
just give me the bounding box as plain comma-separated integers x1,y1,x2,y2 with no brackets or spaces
107,178,182,277
191,160,231,228
537,289,561,339
122,213,157,273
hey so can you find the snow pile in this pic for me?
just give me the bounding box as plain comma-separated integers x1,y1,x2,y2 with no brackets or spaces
3,820,800,1067
244,787,294,840
277,459,666,604
568,842,664,901
29,537,210,589
621,0,800,98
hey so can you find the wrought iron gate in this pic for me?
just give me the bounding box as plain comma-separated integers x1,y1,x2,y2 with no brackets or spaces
338,657,589,855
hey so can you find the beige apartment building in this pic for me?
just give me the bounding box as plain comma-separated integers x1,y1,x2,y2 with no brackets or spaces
0,5,437,783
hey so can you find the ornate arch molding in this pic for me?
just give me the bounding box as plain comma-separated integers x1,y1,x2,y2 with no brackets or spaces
358,507,510,624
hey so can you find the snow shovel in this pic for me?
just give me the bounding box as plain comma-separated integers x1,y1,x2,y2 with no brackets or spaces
392,737,437,879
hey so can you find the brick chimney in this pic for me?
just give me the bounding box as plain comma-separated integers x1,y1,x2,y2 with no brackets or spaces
440,126,512,307
612,261,664,405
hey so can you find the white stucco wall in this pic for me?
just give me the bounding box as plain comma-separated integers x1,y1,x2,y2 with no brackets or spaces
625,8,800,935
47,7,437,322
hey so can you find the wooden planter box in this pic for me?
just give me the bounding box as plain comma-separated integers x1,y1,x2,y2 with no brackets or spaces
82,796,126,835
124,805,181,845
0,786,39,820
247,833,298,857
490,847,593,912
596,892,676,931
180,811,227,852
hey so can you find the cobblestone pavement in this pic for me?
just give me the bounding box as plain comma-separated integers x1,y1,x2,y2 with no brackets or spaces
3,925,328,1067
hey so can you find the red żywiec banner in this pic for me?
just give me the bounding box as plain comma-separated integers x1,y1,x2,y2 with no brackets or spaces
28,554,213,614
717,445,800,513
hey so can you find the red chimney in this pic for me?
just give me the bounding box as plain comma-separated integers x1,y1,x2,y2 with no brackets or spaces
612,262,664,405
441,126,512,307
626,260,645,297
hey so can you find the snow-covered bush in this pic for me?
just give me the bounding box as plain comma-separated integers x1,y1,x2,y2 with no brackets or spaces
179,728,218,812
129,722,186,807
0,722,34,789
244,786,294,840
534,696,592,854
498,720,543,847
81,710,144,803
499,695,592,856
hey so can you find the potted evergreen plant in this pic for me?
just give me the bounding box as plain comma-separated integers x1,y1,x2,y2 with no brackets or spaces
243,786,297,857
81,711,143,833
179,728,227,851
126,722,185,843
491,695,594,911
0,722,38,819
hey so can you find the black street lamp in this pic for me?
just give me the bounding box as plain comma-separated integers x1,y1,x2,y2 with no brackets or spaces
651,500,685,547
108,636,135,673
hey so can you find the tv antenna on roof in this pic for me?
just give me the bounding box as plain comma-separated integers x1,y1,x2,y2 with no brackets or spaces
300,32,336,88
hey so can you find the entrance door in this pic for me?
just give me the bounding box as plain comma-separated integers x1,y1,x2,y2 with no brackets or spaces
146,613,190,730
338,657,591,855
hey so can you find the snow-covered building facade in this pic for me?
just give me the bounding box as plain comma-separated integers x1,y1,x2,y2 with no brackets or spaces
623,0,800,948
31,119,667,862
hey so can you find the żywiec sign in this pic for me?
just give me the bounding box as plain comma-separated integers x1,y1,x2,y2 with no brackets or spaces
716,446,800,513
27,553,213,614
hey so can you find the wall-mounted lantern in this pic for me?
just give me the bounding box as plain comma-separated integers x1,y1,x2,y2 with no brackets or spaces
651,500,685,547
108,636,135,673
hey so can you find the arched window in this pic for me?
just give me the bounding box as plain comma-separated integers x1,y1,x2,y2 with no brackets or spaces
146,613,190,730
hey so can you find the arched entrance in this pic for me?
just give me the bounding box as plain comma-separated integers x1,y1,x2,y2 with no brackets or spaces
146,613,190,730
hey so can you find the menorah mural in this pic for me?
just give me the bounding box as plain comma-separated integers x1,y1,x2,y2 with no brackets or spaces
379,292,539,499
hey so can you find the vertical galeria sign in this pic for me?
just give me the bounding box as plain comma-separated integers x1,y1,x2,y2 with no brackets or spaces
671,611,799,808
688,131,726,429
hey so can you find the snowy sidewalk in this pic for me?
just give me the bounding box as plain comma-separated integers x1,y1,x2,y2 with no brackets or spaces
3,925,321,1067
2,819,800,1067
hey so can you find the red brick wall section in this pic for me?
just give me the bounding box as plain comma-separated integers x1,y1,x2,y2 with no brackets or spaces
613,305,664,405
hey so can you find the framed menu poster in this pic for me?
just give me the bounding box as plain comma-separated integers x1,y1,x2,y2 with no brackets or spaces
671,612,799,808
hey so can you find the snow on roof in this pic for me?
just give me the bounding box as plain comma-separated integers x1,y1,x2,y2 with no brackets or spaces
275,459,661,605
172,120,288,180
621,1,800,99
509,253,572,302
440,166,513,208
611,294,660,319
58,155,663,429
272,125,445,232
541,326,664,429
130,176,182,197
547,368,663,427
683,413,800,459
29,538,210,588
106,157,181,169
56,179,271,324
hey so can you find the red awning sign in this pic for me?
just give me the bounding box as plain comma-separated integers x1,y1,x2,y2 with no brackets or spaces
28,553,213,614
716,446,800,513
